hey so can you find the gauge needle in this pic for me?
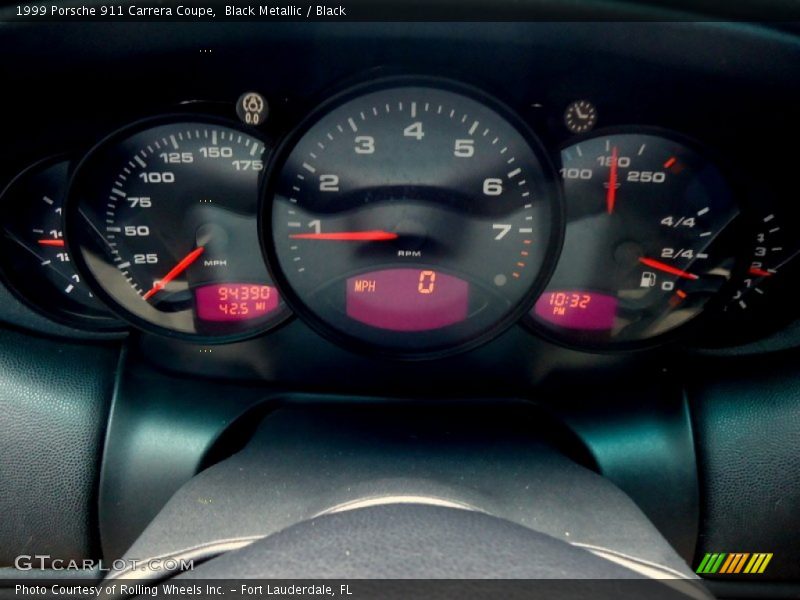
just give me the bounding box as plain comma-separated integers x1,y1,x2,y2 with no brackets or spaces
142,246,205,301
606,146,619,215
639,257,699,280
38,239,65,247
288,230,399,241
748,267,774,277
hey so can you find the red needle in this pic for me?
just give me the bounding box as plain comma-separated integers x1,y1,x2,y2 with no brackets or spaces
142,246,205,301
748,267,773,277
639,257,699,280
38,239,65,247
606,146,619,215
288,230,399,241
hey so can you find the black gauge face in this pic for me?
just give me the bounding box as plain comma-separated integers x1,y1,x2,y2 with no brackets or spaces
67,118,290,341
264,81,561,357
727,211,798,314
0,159,121,329
710,208,800,343
527,131,738,348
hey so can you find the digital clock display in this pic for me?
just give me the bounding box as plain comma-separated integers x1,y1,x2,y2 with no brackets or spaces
533,290,617,331
195,283,280,322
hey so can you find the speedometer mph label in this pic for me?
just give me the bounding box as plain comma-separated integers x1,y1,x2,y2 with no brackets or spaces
264,80,562,357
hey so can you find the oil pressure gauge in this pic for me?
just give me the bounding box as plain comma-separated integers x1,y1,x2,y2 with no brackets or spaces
727,211,798,313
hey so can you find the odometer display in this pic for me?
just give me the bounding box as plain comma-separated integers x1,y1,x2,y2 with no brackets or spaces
264,80,561,357
195,283,279,322
67,117,290,340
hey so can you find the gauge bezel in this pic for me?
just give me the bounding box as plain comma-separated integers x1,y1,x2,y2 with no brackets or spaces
260,75,565,360
521,125,745,354
0,155,126,331
698,205,800,348
65,113,293,344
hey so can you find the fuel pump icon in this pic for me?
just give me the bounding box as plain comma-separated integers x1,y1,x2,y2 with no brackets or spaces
640,271,657,288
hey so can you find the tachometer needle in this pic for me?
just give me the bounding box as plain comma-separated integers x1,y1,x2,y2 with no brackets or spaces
38,239,65,247
606,146,619,215
142,246,205,301
638,257,699,280
288,230,399,241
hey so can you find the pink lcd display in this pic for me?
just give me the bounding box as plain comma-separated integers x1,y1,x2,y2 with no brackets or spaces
195,283,280,322
346,268,469,332
534,290,617,331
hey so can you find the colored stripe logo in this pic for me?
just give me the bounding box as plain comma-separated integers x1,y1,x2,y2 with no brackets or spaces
696,553,773,574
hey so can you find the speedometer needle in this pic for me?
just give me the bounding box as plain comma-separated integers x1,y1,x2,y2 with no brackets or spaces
38,239,65,247
638,257,699,280
142,246,205,301
288,230,399,241
606,146,619,215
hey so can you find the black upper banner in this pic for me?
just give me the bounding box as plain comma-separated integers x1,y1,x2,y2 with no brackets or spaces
2,0,800,22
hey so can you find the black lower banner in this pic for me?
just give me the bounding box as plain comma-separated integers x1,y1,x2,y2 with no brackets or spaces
1,579,713,600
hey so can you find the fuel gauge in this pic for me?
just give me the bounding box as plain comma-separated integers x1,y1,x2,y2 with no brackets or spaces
0,158,121,329
526,130,739,348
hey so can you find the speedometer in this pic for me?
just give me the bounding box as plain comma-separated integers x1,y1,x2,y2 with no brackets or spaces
66,116,290,341
263,79,562,357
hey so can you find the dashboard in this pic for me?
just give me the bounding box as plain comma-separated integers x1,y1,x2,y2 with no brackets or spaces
0,14,799,592
1,38,798,362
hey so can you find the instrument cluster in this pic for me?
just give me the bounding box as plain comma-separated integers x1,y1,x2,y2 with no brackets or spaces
1,76,797,358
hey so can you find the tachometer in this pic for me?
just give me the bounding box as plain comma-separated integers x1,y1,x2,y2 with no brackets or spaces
263,79,562,357
526,130,738,348
66,117,291,341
